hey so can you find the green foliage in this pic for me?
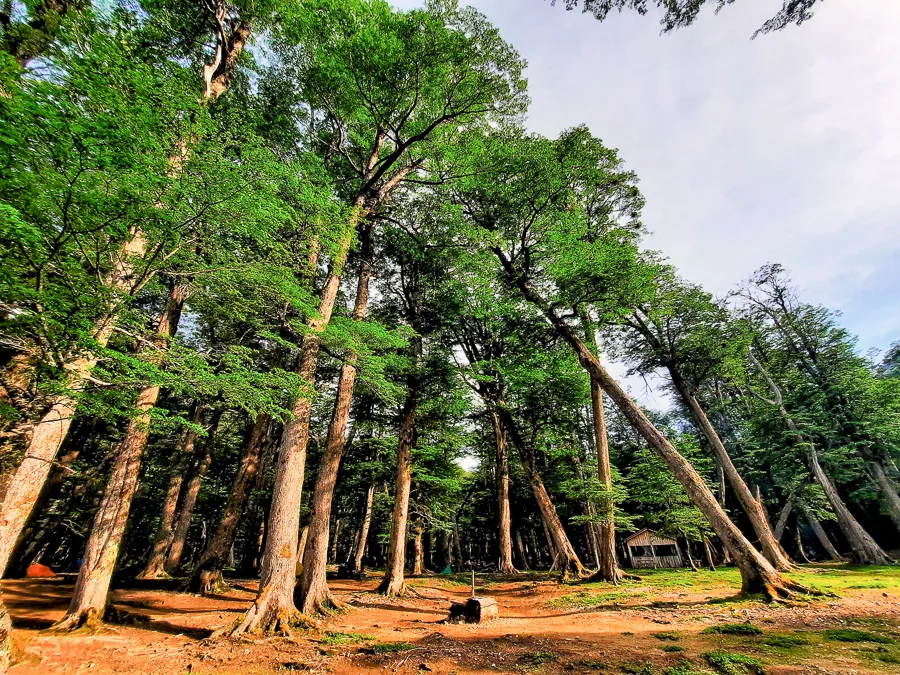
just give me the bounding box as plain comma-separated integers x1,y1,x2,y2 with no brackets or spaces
702,651,764,675
821,629,894,644
371,641,415,654
701,623,762,636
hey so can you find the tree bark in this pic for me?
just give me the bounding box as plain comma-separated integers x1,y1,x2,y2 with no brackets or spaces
164,411,220,575
137,401,203,580
296,232,373,615
377,383,418,596
0,598,10,673
669,369,793,571
494,257,810,599
807,447,891,564
703,537,717,571
412,524,425,576
774,499,792,543
589,374,623,582
189,413,271,594
51,283,186,630
514,529,530,570
230,215,357,635
747,349,892,566
0,231,147,578
491,412,517,574
498,409,584,579
868,461,900,534
351,484,375,574
802,510,842,562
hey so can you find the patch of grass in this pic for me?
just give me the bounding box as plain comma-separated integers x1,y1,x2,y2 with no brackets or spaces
547,590,644,610
761,633,808,648
371,641,415,654
701,623,762,636
652,632,681,641
321,631,375,645
662,645,686,653
702,650,764,675
521,650,560,666
570,658,608,670
822,628,894,644
621,662,658,675
664,663,715,675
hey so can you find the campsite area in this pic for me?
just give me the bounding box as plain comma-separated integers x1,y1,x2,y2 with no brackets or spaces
6,565,900,675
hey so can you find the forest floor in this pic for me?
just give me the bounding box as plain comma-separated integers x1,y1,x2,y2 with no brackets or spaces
4,563,900,674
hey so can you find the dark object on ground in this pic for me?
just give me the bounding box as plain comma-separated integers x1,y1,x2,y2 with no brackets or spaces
336,565,367,580
446,596,498,623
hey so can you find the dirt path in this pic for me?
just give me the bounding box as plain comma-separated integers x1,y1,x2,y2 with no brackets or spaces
4,568,900,674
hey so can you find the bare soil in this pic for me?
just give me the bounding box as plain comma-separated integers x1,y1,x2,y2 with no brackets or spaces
4,565,900,674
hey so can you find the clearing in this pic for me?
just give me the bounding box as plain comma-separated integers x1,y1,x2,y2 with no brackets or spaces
5,564,900,674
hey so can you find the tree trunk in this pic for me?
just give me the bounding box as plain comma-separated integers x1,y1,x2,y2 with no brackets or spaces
747,350,891,566
703,537,716,571
0,599,10,673
717,462,727,506
164,411,220,575
329,519,342,565
189,413,271,594
868,461,900,534
491,412,517,574
774,499,792,543
412,524,425,576
138,401,202,580
494,259,810,599
498,410,584,579
351,484,375,574
803,510,842,562
296,240,373,615
377,385,417,597
230,216,357,636
0,230,149,578
514,529,530,570
51,284,186,630
588,375,622,582
669,370,793,571
807,447,891,564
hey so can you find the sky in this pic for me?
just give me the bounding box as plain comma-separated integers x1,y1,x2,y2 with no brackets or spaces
391,0,900,357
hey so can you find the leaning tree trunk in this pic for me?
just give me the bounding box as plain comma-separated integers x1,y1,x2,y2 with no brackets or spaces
351,484,376,574
229,216,358,635
807,448,892,564
0,231,148,578
490,412,518,574
774,499,792,543
670,370,793,572
0,598,9,673
189,413,270,594
495,259,812,599
52,284,187,630
499,410,584,579
164,412,220,575
747,350,892,566
868,461,900,535
800,508,843,562
137,401,202,580
296,235,373,615
377,385,418,597
515,529,531,570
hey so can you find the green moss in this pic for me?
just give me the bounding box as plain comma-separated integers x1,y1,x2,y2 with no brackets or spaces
652,632,681,641
702,650,765,675
761,633,808,648
822,629,894,644
621,662,658,675
664,663,715,675
572,658,608,670
321,631,375,645
521,650,560,665
372,641,415,653
547,590,644,609
701,623,762,636
662,645,685,653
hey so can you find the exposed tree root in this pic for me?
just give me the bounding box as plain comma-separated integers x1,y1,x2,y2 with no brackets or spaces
498,563,519,575
50,604,139,632
376,580,408,598
134,568,172,581
757,577,830,602
194,569,230,596
584,567,641,585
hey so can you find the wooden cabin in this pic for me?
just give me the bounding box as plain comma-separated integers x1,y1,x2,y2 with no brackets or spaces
624,529,685,569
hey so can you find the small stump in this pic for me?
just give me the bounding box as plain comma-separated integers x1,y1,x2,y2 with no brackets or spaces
447,596,498,623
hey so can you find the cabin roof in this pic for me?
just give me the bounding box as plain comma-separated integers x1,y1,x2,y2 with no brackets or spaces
624,528,677,546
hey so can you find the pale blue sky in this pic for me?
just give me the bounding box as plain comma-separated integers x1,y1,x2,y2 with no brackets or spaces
395,0,900,365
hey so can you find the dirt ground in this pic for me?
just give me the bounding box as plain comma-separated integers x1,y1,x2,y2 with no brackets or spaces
4,565,900,674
